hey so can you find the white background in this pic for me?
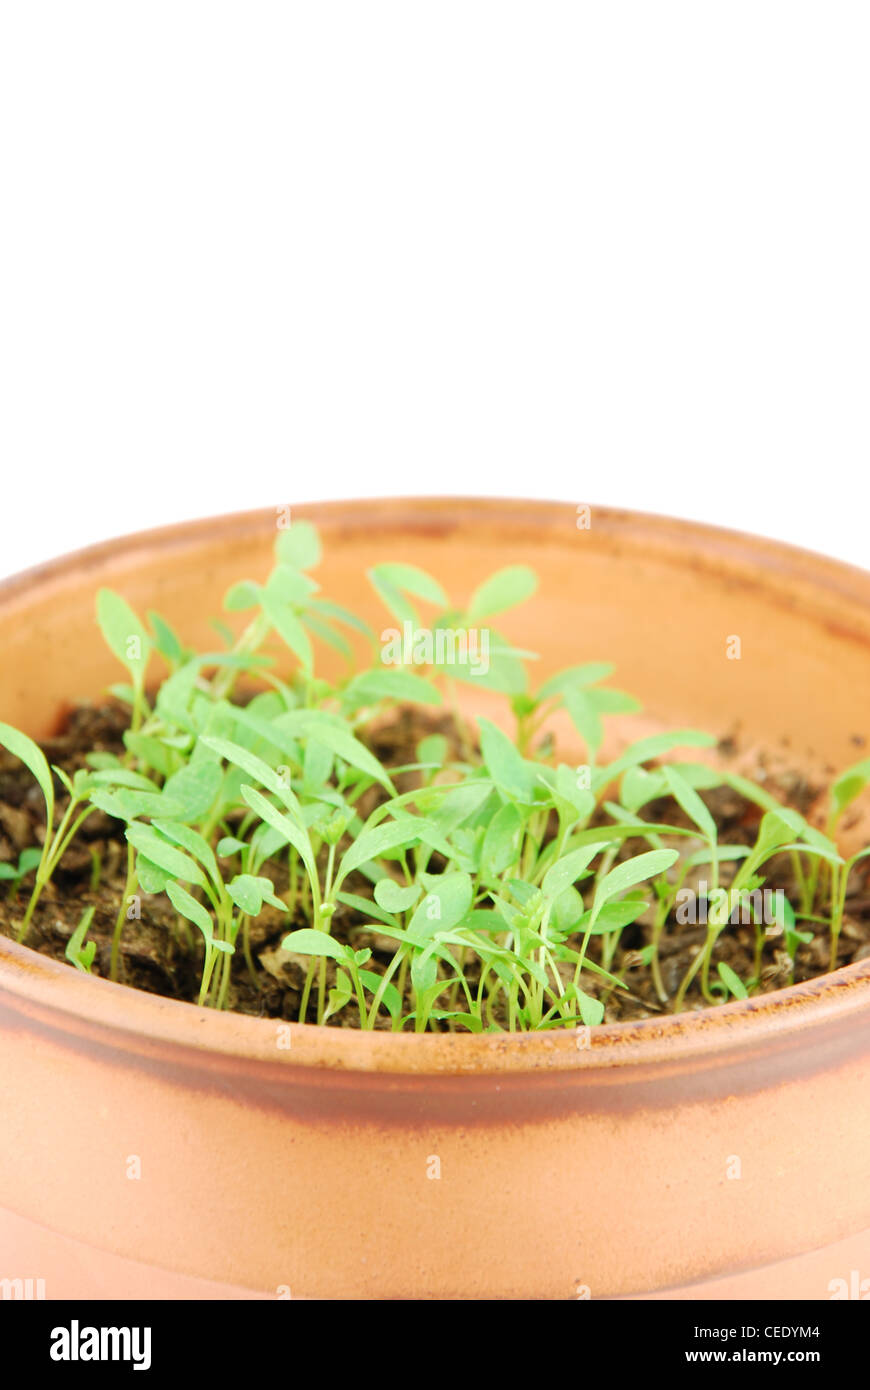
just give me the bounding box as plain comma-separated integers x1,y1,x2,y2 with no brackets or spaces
1,1,867,577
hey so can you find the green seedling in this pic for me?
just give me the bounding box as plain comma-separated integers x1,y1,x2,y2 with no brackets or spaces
0,846,42,896
66,906,97,974
1,518,868,1029
0,725,106,944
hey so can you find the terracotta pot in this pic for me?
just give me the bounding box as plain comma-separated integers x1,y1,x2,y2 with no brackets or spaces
1,498,869,1301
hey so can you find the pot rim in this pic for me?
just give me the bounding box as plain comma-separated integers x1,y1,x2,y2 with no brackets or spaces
1,495,869,1076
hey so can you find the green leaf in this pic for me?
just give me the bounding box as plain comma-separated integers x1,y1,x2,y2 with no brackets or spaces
717,961,748,1000
478,718,537,804
668,762,724,791
549,885,585,934
262,595,314,673
217,836,248,858
336,890,401,929
373,879,422,914
576,990,605,1027
359,969,402,1020
663,765,717,842
147,610,185,665
409,872,474,938
537,663,614,700
223,580,262,612
685,844,750,868
86,768,158,792
125,823,207,887
586,688,642,715
136,855,172,894
220,704,298,761
776,896,812,958
281,928,346,962
369,563,448,625
107,683,136,706
301,718,395,794
265,565,319,607
96,589,151,689
275,520,322,571
573,897,649,936
166,879,214,941
417,734,448,768
770,893,797,943
201,736,304,820
538,765,595,822
621,766,666,813
467,565,537,621
831,758,870,821
228,874,285,916
452,643,530,696
301,612,352,661
601,730,717,783
65,907,97,974
301,737,333,793
480,802,526,880
751,811,803,866
589,849,679,929
151,819,221,889
308,597,374,641
563,690,604,758
542,842,612,901
342,668,442,710
123,731,174,777
798,824,840,857
425,781,492,835
154,662,200,732
18,846,42,875
323,969,353,1023
89,788,184,823
161,761,223,822
336,820,420,885
0,722,55,829
239,785,317,883
85,751,124,770
48,767,74,800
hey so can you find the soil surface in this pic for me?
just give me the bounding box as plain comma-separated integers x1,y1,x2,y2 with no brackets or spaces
1,701,868,1027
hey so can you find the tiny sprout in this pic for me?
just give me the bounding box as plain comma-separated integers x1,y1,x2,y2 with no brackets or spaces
66,907,97,974
0,846,42,895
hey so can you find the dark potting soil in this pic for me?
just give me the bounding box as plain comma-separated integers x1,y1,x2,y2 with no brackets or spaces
0,701,868,1028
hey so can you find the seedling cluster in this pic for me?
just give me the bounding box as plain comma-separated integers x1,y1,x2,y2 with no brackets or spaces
1,521,868,1031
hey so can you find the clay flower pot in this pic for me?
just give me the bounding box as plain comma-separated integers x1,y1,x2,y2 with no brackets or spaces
1,498,869,1300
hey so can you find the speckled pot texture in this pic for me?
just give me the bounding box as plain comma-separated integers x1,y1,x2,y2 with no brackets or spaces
1,499,869,1300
